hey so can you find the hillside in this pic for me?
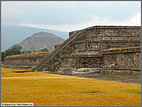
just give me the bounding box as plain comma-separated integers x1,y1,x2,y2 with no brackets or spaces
1,25,68,51
11,32,65,52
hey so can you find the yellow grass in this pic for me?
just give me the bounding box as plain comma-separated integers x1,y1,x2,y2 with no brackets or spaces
1,68,141,106
104,46,140,51
5,51,51,59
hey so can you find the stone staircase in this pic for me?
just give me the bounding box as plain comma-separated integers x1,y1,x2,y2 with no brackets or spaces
31,30,84,72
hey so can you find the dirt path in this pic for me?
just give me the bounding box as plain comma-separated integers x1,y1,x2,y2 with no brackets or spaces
73,73,141,84
2,73,140,84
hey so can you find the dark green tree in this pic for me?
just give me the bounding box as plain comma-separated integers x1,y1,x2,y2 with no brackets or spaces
22,51,32,54
1,45,22,61
39,48,49,52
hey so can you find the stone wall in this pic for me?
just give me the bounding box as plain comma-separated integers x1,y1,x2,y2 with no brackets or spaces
3,26,141,76
55,44,61,49
55,26,141,75
102,47,141,76
3,52,51,70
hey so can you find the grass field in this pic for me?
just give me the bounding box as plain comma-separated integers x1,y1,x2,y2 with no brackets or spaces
1,68,141,106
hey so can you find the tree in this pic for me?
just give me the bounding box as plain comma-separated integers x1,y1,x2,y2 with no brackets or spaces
22,51,32,54
39,48,49,52
1,45,22,61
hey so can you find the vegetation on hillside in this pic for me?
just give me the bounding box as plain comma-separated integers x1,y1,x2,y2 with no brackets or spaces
2,46,22,61
1,46,49,61
39,48,48,52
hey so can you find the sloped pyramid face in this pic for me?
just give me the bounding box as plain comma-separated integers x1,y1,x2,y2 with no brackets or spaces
31,26,141,73
31,30,82,72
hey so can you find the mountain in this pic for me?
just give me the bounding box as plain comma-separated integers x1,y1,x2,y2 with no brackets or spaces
10,32,65,52
1,25,68,51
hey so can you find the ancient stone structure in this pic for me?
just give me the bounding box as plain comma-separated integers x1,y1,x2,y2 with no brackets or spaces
31,26,141,76
3,52,51,70
3,26,141,76
102,47,141,76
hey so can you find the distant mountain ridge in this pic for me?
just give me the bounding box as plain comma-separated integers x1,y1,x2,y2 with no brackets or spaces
10,32,65,52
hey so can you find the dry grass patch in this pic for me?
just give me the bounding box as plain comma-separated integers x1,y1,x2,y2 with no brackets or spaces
1,68,141,106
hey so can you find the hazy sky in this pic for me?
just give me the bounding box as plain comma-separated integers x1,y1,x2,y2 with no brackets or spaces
2,1,141,32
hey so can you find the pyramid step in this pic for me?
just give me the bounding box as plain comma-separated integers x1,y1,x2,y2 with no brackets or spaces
31,30,84,72
73,68,101,74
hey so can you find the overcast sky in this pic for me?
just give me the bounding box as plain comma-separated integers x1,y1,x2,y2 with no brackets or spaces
2,1,141,32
